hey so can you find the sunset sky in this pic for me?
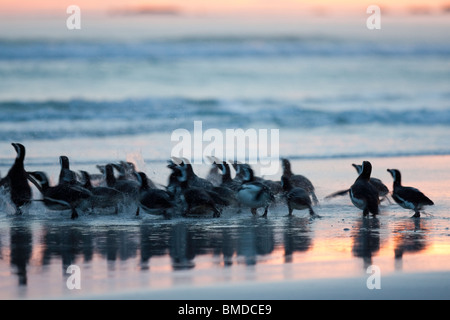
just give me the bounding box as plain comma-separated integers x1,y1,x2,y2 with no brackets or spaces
1,0,449,15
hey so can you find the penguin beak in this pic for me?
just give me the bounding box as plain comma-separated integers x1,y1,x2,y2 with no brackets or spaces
387,169,395,179
11,143,22,158
167,159,177,169
352,163,363,174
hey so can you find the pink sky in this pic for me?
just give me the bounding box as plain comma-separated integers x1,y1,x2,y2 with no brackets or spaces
1,0,449,15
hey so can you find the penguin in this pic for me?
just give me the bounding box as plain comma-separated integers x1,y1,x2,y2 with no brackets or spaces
387,169,434,218
281,158,318,205
112,162,136,180
227,161,249,191
28,171,92,219
213,161,238,206
280,175,316,217
104,164,140,202
325,163,390,202
236,165,274,217
113,161,158,189
232,162,282,197
79,170,124,214
0,143,32,214
205,156,222,187
173,157,214,190
177,164,222,218
135,171,173,218
230,161,247,184
166,160,183,198
216,161,234,189
352,163,389,201
58,155,80,186
349,161,379,216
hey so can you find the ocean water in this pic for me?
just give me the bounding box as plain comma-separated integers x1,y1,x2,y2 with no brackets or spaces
0,13,449,166
0,13,449,299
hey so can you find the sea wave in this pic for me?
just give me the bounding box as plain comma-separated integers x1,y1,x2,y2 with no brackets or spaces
1,36,449,61
0,98,449,141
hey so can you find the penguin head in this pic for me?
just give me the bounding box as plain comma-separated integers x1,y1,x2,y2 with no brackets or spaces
352,163,363,175
387,169,401,183
104,164,116,187
177,165,188,183
242,165,254,182
134,171,148,189
166,159,178,170
96,164,106,174
12,143,26,161
235,163,241,175
105,164,114,176
59,155,70,169
111,163,125,176
79,170,91,186
181,158,195,176
229,160,239,172
359,161,372,180
28,171,48,185
281,158,291,172
218,163,226,175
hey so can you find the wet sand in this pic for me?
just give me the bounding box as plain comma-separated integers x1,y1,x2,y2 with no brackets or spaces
83,271,450,300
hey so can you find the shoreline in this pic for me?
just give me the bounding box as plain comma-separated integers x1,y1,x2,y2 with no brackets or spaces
62,270,450,300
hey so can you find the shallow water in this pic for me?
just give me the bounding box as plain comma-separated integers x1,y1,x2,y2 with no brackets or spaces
1,156,449,299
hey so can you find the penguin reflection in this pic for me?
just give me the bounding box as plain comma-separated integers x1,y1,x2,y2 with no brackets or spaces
236,219,275,266
41,224,94,272
140,222,237,270
95,227,139,270
169,223,196,270
283,217,313,263
9,225,32,286
393,219,428,270
164,220,276,270
352,217,381,269
218,227,236,267
139,223,171,270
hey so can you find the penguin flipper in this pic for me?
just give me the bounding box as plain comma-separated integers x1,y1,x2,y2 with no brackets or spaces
324,189,350,199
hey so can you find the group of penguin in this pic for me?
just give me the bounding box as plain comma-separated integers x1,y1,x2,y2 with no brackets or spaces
0,143,434,220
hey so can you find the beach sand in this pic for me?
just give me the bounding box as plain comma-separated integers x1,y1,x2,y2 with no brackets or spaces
81,271,450,300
